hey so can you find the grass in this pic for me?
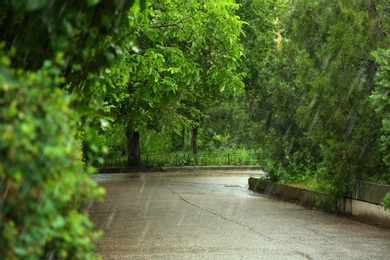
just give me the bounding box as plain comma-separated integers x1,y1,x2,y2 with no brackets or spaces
100,149,261,168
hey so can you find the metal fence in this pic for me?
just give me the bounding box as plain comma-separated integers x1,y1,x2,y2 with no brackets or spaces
101,152,260,168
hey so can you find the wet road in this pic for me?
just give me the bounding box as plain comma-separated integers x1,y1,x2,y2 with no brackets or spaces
90,171,390,259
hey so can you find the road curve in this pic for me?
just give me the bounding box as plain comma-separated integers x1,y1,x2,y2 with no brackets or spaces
90,171,390,260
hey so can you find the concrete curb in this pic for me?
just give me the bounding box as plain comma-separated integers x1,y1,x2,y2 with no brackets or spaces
248,177,326,208
249,177,390,228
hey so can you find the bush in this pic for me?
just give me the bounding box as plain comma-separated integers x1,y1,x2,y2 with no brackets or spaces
382,192,390,210
0,65,104,259
0,1,141,258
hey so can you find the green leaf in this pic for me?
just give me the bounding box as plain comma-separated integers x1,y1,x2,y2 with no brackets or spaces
51,215,66,228
86,0,101,7
26,0,48,11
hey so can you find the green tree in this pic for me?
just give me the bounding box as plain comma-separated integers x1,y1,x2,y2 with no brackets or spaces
103,0,245,163
372,48,390,175
236,0,300,178
256,0,390,206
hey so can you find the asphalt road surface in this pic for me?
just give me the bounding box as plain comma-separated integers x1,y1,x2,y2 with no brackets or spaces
90,171,390,260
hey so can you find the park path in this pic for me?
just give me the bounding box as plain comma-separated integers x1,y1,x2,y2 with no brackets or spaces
90,171,390,259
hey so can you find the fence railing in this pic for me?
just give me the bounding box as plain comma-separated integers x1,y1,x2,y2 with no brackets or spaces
101,152,260,168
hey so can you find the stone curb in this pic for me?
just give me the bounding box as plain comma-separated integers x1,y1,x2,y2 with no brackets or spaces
248,177,390,228
248,177,327,208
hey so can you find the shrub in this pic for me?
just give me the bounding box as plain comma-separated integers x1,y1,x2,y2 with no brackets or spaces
0,65,105,259
382,192,390,210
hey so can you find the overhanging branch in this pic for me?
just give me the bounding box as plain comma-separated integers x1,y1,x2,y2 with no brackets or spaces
149,16,193,32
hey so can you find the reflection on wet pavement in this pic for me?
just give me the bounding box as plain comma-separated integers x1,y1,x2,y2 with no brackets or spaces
90,171,390,260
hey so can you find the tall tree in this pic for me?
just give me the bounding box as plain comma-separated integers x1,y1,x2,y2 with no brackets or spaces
236,0,297,169
104,0,245,163
255,0,390,204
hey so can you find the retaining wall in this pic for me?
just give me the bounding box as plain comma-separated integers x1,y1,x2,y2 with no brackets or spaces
248,177,390,227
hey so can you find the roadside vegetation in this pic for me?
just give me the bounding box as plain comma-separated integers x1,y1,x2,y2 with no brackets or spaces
2,0,390,258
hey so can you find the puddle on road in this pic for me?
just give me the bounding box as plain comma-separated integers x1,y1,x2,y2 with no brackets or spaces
224,184,242,188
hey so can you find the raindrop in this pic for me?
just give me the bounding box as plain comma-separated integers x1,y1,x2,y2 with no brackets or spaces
138,181,146,199
117,0,125,12
143,194,152,216
137,219,151,244
57,3,68,23
106,202,117,230
308,108,320,134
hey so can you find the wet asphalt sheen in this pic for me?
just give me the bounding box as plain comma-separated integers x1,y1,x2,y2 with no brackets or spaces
89,172,390,260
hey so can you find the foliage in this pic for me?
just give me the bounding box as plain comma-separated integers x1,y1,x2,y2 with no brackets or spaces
382,192,390,210
246,0,390,208
236,0,284,146
371,49,390,173
0,0,137,85
101,0,245,158
0,62,105,259
0,0,141,258
102,147,261,168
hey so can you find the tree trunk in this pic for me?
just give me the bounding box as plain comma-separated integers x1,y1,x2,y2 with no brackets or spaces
181,127,185,152
191,127,198,154
126,129,140,166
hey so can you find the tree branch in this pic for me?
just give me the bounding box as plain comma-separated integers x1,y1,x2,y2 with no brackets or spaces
150,23,182,29
370,0,387,37
149,16,193,32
